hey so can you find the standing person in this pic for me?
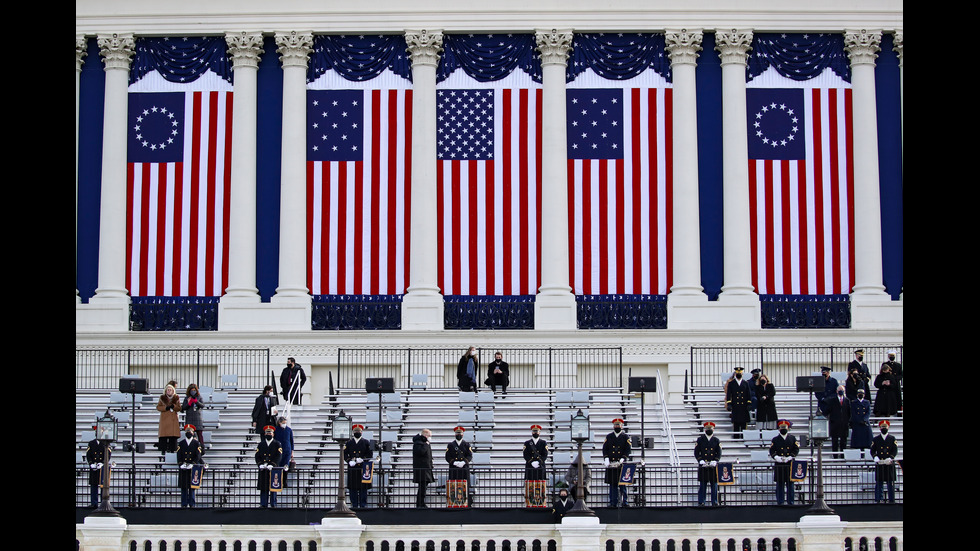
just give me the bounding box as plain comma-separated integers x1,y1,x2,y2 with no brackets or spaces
176,424,204,508
343,423,373,508
457,347,479,392
870,420,899,503
85,435,112,508
873,364,901,416
412,428,434,508
274,416,295,489
446,426,473,480
883,350,903,390
769,419,799,505
251,385,278,436
844,367,868,401
823,384,851,456
850,388,874,451
749,368,762,416
156,384,182,453
279,357,307,405
602,418,632,508
523,424,549,506
848,349,872,391
487,351,510,395
694,421,722,506
564,454,591,501
182,384,207,449
815,366,839,416
255,425,282,508
725,367,752,439
755,374,778,430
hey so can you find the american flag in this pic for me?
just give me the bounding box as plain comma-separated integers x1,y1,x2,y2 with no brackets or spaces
306,88,412,296
566,87,673,296
126,90,232,297
436,86,542,296
746,86,854,295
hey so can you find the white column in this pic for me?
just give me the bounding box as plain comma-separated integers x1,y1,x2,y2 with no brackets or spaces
76,35,87,304
533,29,577,331
79,33,135,331
893,30,903,303
401,29,445,331
713,29,761,327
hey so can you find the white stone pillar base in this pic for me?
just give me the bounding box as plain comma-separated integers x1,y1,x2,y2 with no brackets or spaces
850,294,903,330
557,516,606,551
315,517,366,551
77,516,128,551
796,514,847,551
714,292,762,329
401,291,445,331
77,299,131,332
534,292,577,331
215,295,312,331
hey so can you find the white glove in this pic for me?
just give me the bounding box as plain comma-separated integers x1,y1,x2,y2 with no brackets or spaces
355,458,364,464
349,460,357,467
96,463,104,469
709,461,717,467
89,463,97,469
531,461,540,468
611,461,621,468
603,457,610,467
454,461,465,468
873,456,880,463
699,460,706,467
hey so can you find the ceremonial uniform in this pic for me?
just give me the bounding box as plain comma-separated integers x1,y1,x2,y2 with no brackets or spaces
602,419,632,507
255,428,283,508
176,431,203,508
725,368,752,438
694,422,722,506
523,428,549,480
870,421,898,503
849,393,873,449
344,427,373,508
84,438,111,507
769,420,799,505
445,430,473,480
552,493,574,522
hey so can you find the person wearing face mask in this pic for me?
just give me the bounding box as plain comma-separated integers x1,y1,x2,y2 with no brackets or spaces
523,424,549,506
274,416,295,490
769,419,799,505
873,364,901,417
815,366,839,416
251,385,278,436
457,347,479,392
446,426,474,507
255,425,282,508
849,388,873,450
694,421,722,506
182,384,207,449
487,351,510,395
412,429,434,508
823,384,851,456
844,367,869,401
870,420,898,503
848,349,872,391
725,367,752,439
156,384,182,453
552,486,575,522
343,423,373,508
882,350,903,391
602,418,632,507
280,357,307,405
176,424,204,508
755,374,778,430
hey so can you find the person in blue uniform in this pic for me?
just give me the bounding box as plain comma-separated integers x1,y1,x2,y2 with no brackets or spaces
769,419,799,505
815,366,839,416
694,421,722,506
344,423,373,508
176,424,204,507
870,420,899,503
849,388,873,450
725,367,752,439
523,424,549,480
255,425,282,508
85,437,112,508
602,418,632,507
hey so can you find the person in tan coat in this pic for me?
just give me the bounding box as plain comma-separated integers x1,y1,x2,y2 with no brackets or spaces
157,384,182,453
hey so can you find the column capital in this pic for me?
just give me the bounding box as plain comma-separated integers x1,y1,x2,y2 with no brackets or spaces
535,29,573,66
226,31,265,70
405,29,444,67
275,31,313,69
844,29,882,67
77,35,88,72
665,29,703,66
715,29,753,66
97,33,135,71
892,30,903,68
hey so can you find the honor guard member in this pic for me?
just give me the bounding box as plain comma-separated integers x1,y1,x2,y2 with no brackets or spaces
523,424,549,480
694,421,722,506
344,424,373,508
552,486,574,522
871,420,899,503
602,418,632,508
850,389,874,450
769,419,800,505
725,367,753,439
255,425,282,508
84,432,112,508
176,424,204,508
446,426,473,481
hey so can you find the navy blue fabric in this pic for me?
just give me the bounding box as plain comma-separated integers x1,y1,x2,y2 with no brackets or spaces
748,33,850,83
568,33,671,83
308,34,412,83
131,36,232,85
437,34,541,83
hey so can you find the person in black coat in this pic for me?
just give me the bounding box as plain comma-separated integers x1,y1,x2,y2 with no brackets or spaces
251,386,278,436
602,418,632,507
412,429,434,508
255,425,282,508
176,424,204,507
457,347,479,392
84,437,112,508
882,350,903,390
446,426,473,480
848,349,872,394
694,421,722,506
279,357,307,405
523,424,549,480
844,367,869,401
815,366,839,416
849,388,874,450
487,351,510,394
725,367,752,439
823,384,851,455
870,420,899,503
552,487,575,522
873,364,901,416
755,374,778,430
769,419,799,505
344,424,373,508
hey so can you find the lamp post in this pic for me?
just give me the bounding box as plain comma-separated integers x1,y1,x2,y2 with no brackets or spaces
88,409,120,518
565,409,595,517
325,410,357,517
807,415,835,515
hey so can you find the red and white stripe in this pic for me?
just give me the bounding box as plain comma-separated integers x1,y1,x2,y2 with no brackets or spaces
126,90,233,297
306,88,412,296
748,87,855,295
437,87,542,296
567,87,673,295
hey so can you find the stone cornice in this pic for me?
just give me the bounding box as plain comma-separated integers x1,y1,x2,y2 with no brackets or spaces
665,29,703,66
844,29,882,67
226,31,265,70
97,32,135,71
404,29,444,67
535,29,573,67
715,29,753,66
275,31,313,69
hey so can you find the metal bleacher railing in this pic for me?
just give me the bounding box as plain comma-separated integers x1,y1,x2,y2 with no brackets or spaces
75,348,272,391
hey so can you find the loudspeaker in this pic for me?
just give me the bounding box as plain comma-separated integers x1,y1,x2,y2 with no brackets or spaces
366,377,395,393
628,377,656,393
796,376,825,393
644,437,656,449
119,377,149,394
